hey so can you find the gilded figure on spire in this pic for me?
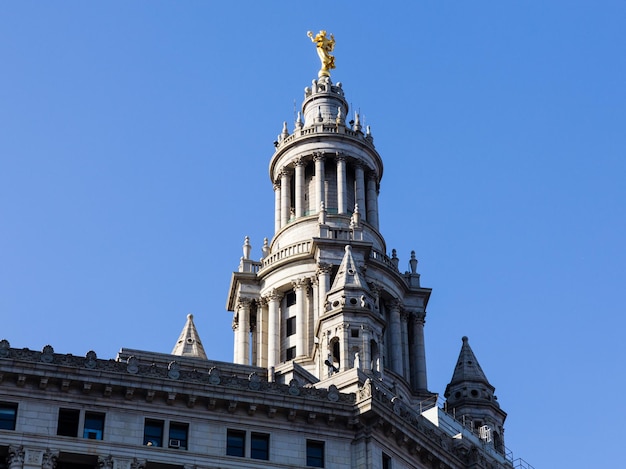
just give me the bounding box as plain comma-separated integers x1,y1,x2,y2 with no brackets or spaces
307,30,335,78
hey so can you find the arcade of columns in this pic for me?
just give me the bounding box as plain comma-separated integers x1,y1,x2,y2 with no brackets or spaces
273,151,380,232
232,273,427,389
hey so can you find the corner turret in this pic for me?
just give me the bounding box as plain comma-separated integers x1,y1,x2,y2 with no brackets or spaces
444,336,507,453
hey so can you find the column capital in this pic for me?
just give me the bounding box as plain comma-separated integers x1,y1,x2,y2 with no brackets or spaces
293,156,306,167
411,311,426,324
317,262,333,275
258,296,268,307
237,297,253,309
273,182,281,191
8,445,24,468
313,151,325,162
292,277,310,290
335,152,347,163
98,456,114,469
388,298,403,311
42,450,59,469
265,289,283,302
279,167,293,178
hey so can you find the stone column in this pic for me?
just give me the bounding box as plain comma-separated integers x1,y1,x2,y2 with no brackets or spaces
366,171,379,229
411,312,428,390
274,182,281,233
256,297,268,368
388,300,404,375
310,276,319,326
361,325,371,371
401,310,410,379
232,316,239,363
293,278,308,357
340,323,350,371
313,152,325,214
280,169,292,228
236,298,251,365
267,290,283,370
294,157,305,218
317,263,332,320
336,153,347,214
354,163,366,220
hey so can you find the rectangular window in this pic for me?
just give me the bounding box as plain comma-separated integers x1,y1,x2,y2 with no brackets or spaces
351,329,359,338
83,412,105,440
306,440,325,467
251,432,269,460
226,429,246,457
0,402,17,430
57,408,80,437
382,452,392,469
144,419,164,447
285,291,296,307
286,316,296,336
169,422,188,449
286,346,296,361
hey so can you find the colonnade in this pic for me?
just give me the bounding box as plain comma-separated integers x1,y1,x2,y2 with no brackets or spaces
274,152,379,233
233,275,427,392
6,446,150,469
386,302,428,391
234,263,333,371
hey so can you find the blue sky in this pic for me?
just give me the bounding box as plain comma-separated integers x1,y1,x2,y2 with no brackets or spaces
1,2,625,467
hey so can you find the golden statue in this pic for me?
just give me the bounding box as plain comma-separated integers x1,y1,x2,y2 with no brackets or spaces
307,30,335,78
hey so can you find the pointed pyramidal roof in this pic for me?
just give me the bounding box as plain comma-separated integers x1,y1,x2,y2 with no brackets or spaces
171,314,207,359
448,336,490,386
330,245,370,292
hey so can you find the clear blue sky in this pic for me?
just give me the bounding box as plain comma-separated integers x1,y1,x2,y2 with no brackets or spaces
1,2,624,467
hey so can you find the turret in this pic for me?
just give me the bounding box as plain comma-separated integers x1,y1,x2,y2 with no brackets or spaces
444,336,507,454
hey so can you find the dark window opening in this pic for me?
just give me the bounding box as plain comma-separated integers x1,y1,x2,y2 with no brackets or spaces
306,440,324,467
286,346,296,361
83,412,105,440
144,419,164,447
169,422,188,449
382,452,392,469
0,402,17,430
285,291,296,307
251,432,269,460
226,429,246,457
332,340,340,368
286,316,296,336
351,329,359,338
57,408,80,437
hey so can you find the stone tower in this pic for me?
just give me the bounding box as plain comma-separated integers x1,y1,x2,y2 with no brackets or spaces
227,34,433,402
444,336,508,453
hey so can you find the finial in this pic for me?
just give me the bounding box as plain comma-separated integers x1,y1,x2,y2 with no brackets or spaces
390,249,399,270
243,236,251,260
281,121,289,138
409,250,418,274
295,111,303,129
366,125,371,136
307,30,336,78
336,106,343,125
462,336,469,343
262,237,270,258
354,112,362,132
318,200,327,224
